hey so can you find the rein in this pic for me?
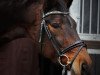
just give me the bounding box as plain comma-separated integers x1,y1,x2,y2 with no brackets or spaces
39,11,86,75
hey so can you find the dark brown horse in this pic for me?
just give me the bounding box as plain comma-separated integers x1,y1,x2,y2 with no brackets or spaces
0,0,43,75
0,0,92,75
38,0,92,75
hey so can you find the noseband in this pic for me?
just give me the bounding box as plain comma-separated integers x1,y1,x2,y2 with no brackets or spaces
39,11,86,75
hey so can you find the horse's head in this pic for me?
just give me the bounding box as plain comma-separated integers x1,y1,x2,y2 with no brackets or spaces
40,0,92,75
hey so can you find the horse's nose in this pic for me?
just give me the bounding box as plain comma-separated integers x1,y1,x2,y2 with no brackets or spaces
81,63,91,75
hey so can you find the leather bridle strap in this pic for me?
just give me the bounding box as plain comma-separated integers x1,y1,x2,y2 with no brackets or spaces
43,11,69,18
40,19,86,54
43,20,87,72
40,19,87,71
61,40,86,55
39,11,87,74
41,20,62,55
40,11,70,56
68,45,86,68
61,43,86,70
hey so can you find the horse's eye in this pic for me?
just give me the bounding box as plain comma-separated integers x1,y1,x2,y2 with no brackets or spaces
51,23,60,28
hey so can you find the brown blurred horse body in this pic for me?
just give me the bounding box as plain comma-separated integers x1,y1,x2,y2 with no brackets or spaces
0,1,43,75
0,0,92,75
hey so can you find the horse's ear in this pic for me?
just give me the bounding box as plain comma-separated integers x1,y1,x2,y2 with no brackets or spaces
64,0,73,8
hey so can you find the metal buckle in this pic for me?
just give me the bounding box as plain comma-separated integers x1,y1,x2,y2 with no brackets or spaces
58,54,70,67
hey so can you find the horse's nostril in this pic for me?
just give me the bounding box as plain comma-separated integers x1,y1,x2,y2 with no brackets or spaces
81,63,90,75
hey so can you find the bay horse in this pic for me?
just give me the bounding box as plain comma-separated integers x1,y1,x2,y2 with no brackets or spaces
0,0,92,75
38,0,92,75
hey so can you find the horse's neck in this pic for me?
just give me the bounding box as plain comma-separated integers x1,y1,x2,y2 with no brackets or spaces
0,25,27,47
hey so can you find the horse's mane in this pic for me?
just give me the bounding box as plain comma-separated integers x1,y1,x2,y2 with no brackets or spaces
0,0,39,13
0,0,40,34
0,0,41,22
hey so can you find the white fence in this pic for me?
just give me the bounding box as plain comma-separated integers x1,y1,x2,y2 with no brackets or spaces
70,0,100,41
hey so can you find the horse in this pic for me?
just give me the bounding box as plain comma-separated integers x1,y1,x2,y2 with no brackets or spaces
37,0,93,75
0,0,43,75
0,0,92,75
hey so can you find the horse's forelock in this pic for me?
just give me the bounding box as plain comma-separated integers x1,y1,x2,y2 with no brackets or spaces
43,0,73,13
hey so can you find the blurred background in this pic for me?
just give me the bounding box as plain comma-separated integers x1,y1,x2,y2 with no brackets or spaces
70,0,100,74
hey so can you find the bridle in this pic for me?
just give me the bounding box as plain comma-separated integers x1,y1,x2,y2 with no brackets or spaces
39,11,86,75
